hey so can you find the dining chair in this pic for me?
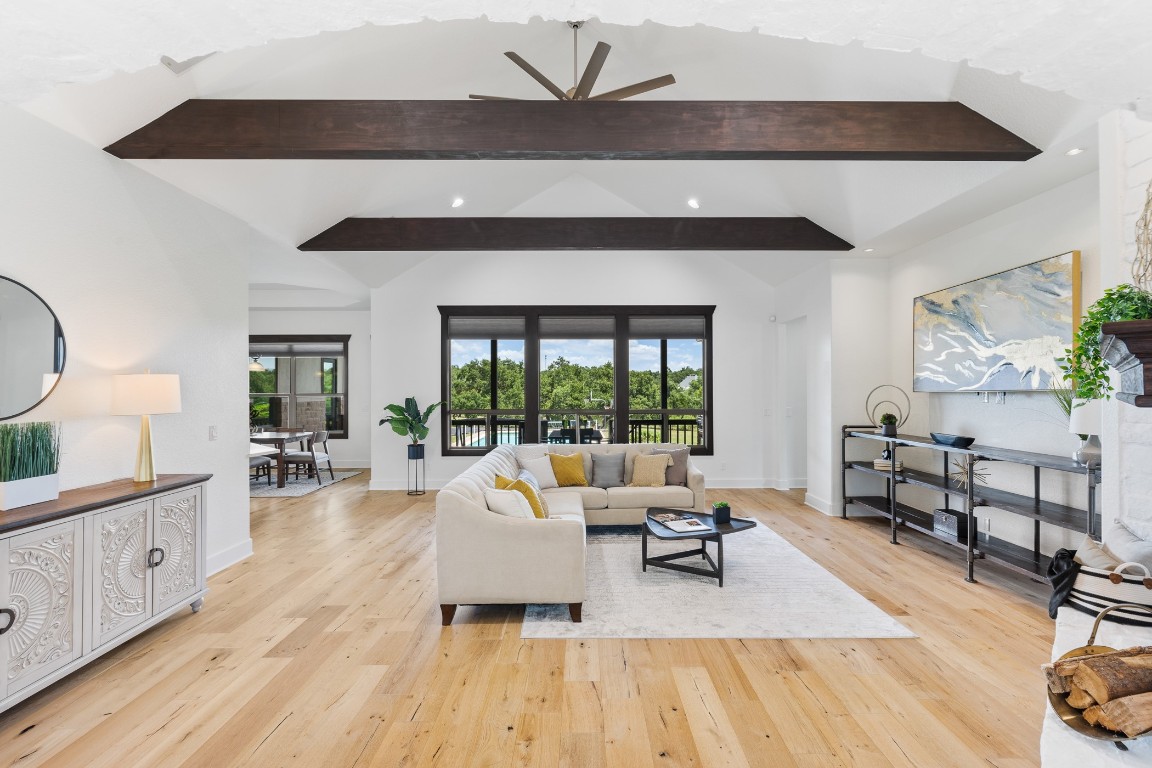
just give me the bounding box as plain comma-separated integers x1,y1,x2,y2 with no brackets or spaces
249,455,272,485
282,430,335,485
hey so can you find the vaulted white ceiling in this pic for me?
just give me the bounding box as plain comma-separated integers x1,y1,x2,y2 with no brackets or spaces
17,10,1135,309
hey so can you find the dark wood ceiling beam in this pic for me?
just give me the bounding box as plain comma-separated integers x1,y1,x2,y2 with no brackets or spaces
297,217,853,252
105,100,1039,161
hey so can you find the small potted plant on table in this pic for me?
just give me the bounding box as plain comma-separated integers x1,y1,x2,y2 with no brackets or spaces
879,412,898,437
712,500,731,525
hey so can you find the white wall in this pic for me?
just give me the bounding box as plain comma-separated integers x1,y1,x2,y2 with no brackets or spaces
248,310,372,467
774,261,833,510
779,316,808,489
1099,110,1152,533
0,104,294,574
369,251,775,490
881,172,1099,553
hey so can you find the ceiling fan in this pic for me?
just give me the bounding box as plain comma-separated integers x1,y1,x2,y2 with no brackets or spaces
469,21,676,102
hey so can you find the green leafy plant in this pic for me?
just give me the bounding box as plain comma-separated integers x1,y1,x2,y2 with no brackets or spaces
713,501,729,508
379,397,443,444
0,422,61,482
879,413,898,426
1060,283,1152,400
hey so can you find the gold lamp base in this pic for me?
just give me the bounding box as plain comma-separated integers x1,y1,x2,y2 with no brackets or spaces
134,414,157,483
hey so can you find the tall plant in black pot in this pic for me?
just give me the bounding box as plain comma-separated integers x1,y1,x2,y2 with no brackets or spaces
379,397,443,459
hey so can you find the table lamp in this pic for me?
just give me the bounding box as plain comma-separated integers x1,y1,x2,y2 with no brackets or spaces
111,372,182,482
1068,398,1102,466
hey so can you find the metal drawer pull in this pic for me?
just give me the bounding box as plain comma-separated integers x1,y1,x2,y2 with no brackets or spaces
146,548,166,568
0,608,15,635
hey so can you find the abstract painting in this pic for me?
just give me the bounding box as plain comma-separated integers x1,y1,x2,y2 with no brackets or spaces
913,251,1080,392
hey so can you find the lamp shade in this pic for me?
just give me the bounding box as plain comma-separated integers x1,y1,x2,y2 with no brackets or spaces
111,373,182,416
1068,398,1102,436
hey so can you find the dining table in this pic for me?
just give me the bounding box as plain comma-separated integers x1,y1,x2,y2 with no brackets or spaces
250,430,314,488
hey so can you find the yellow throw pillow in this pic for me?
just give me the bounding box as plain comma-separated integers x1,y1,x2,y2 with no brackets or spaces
629,453,673,487
549,452,588,487
495,475,547,519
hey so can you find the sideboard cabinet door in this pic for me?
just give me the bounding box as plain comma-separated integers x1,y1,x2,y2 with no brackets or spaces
2,519,84,697
151,486,202,616
91,501,150,649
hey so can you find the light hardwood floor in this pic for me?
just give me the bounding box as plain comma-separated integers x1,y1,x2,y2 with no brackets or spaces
0,476,1054,767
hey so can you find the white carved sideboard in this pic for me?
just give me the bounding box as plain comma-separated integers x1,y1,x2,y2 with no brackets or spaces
0,474,209,713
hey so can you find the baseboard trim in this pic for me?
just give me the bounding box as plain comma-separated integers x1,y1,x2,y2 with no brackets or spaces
804,492,833,515
207,538,253,576
368,479,447,492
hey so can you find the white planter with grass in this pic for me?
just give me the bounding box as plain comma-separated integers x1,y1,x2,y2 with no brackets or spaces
0,473,59,510
0,422,61,511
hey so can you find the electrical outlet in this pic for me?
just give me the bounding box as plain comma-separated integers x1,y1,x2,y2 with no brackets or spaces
720,462,728,471
208,425,218,441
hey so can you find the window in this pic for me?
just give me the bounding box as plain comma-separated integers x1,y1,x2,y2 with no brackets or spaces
440,307,713,456
249,335,350,437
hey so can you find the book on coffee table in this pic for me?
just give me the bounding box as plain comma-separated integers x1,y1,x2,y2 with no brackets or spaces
650,513,712,533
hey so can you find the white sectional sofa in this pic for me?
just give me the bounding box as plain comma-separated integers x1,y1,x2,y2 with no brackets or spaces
436,443,705,625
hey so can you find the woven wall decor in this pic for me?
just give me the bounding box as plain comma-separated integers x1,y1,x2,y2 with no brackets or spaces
1136,179,1152,291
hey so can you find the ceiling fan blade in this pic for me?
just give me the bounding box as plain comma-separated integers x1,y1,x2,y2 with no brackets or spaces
572,41,611,101
504,52,570,100
468,94,522,100
587,74,676,101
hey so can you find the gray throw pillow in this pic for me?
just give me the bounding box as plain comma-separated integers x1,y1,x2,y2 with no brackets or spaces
590,452,626,489
652,446,690,485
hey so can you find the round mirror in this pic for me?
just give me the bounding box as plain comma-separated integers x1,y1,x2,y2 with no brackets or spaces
0,276,65,420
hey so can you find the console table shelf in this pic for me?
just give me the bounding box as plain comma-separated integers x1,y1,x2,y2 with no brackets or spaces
842,426,1100,582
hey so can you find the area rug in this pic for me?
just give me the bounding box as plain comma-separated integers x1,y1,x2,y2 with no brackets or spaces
249,471,361,498
521,525,916,640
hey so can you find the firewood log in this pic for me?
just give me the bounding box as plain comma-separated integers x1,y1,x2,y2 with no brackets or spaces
1083,705,1102,726
1043,662,1072,694
1065,684,1096,709
1052,646,1152,674
1073,655,1152,704
1099,692,1152,738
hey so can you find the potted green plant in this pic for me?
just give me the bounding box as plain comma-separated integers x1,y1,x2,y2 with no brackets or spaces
0,422,62,511
712,500,731,525
1060,283,1152,401
878,412,898,437
379,397,443,460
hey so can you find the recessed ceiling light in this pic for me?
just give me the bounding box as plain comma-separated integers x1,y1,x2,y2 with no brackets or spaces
452,197,464,208
687,198,700,209
864,248,875,253
1065,147,1084,156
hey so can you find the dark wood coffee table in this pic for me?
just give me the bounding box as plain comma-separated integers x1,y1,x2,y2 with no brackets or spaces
642,508,757,587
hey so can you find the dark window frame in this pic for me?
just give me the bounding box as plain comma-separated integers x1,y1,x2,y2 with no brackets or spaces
439,306,714,457
249,334,351,439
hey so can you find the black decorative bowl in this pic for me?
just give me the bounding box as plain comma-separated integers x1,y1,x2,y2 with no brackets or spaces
930,432,975,449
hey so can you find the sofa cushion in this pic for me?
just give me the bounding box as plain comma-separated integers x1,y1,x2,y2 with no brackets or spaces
521,455,559,488
1106,521,1152,570
516,470,551,516
483,487,535,519
1074,534,1121,569
630,453,672,487
542,485,608,510
652,446,690,486
495,474,547,519
624,445,654,484
591,452,626,488
608,485,695,509
543,491,586,520
515,444,549,465
550,452,588,486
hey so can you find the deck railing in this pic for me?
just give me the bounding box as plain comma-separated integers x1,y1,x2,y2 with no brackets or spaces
449,413,703,448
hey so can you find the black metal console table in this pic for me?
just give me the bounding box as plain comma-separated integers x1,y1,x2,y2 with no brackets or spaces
841,426,1102,583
